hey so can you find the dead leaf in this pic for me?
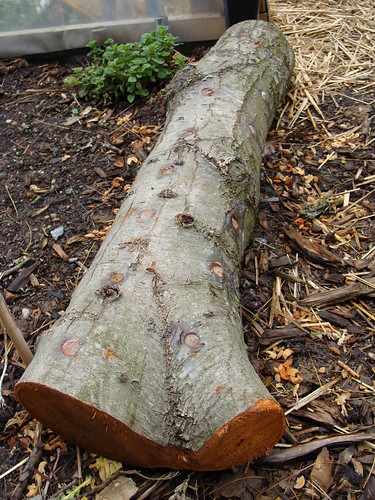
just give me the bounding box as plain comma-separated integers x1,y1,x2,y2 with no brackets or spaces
258,211,268,229
277,360,303,385
26,483,40,497
335,391,351,416
283,227,343,266
110,133,125,146
210,470,264,499
294,475,305,490
94,166,107,178
114,158,124,168
29,184,49,194
89,456,122,482
126,155,139,166
112,177,123,188
52,243,69,262
97,476,138,500
310,447,333,492
116,113,133,126
65,235,86,246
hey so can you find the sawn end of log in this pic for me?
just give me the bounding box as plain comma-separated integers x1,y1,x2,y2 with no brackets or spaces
15,382,285,470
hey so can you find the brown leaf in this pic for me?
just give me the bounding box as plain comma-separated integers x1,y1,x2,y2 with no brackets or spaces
94,166,107,178
114,158,124,169
52,243,69,262
310,447,333,492
112,177,124,188
65,235,86,247
283,227,343,266
258,211,268,229
126,155,139,166
110,133,125,146
31,205,50,218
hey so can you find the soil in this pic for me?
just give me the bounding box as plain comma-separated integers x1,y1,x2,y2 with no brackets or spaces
0,52,374,499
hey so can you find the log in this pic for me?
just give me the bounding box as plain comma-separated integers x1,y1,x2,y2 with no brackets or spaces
15,21,294,471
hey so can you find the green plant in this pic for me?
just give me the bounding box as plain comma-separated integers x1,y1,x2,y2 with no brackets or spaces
64,26,186,103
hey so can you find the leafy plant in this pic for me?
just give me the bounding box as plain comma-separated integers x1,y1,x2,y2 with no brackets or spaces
64,26,186,103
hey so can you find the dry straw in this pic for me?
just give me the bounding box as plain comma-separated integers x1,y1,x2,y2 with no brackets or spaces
270,0,375,126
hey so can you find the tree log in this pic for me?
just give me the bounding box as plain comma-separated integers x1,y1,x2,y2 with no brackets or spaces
16,21,294,471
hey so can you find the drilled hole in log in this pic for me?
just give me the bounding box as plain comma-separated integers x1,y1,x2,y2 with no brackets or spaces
137,209,156,222
99,283,121,300
176,213,195,227
211,262,225,278
202,87,216,96
181,331,202,352
160,166,175,176
61,338,82,357
158,189,177,198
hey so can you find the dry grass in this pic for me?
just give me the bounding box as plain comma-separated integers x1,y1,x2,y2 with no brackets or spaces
270,0,375,127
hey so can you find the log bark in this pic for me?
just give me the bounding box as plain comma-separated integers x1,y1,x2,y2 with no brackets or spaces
16,21,294,471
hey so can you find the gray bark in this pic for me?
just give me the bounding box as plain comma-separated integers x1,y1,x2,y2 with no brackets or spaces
16,20,294,471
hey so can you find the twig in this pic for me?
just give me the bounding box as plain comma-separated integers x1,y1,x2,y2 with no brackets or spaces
261,430,375,463
5,184,18,217
43,447,61,500
76,446,82,482
363,452,375,488
307,479,333,500
12,444,44,499
0,330,9,408
285,376,342,416
0,294,33,366
0,457,29,480
0,257,32,281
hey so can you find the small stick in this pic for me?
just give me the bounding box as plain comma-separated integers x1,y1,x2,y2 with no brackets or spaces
5,184,19,217
0,295,33,366
0,457,29,480
0,257,32,281
0,330,9,408
76,446,82,483
285,376,341,416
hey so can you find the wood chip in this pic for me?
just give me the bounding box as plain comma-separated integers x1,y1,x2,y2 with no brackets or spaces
52,243,69,262
301,277,375,307
283,227,344,267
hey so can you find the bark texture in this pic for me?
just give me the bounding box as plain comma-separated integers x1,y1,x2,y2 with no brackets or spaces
16,20,294,471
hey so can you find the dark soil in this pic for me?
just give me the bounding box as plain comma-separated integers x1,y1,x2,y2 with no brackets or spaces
0,55,374,499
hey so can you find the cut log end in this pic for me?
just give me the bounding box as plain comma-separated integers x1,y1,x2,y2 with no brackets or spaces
16,383,284,471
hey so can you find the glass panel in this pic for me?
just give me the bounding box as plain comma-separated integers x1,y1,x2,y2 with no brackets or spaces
0,1,225,31
0,0,227,57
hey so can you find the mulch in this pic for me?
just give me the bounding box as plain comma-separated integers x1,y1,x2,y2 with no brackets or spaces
1,0,375,498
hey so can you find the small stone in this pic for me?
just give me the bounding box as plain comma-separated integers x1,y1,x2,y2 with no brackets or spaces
50,226,64,240
21,308,31,320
